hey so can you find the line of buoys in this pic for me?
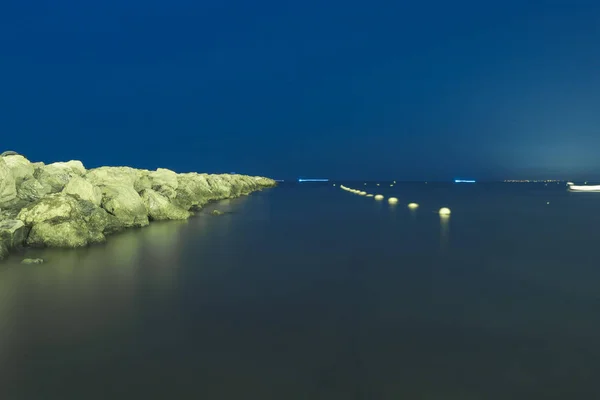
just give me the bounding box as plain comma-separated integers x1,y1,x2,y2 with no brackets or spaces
337,184,450,216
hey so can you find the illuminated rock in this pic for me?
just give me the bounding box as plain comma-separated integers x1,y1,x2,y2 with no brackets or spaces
439,207,451,215
408,203,419,209
21,258,44,264
149,168,179,199
0,219,28,259
388,197,398,204
374,194,384,200
0,152,277,258
17,194,110,247
141,189,191,221
0,158,17,207
62,176,103,206
2,154,34,184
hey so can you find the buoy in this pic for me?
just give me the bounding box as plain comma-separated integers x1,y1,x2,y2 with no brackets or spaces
374,194,384,200
439,207,451,215
408,203,419,209
388,197,398,204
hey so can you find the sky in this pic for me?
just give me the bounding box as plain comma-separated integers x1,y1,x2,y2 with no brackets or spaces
1,0,599,181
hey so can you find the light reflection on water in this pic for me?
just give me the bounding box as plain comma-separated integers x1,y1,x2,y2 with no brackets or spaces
1,184,600,399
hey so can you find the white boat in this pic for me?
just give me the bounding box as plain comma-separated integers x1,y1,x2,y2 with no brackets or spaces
567,182,600,192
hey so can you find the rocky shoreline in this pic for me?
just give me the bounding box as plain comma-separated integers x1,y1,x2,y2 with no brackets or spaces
0,152,276,260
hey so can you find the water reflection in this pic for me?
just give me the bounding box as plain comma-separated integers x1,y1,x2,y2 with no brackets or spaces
440,214,450,250
0,219,191,388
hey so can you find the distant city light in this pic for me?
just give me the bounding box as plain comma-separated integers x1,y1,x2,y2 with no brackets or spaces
504,179,563,183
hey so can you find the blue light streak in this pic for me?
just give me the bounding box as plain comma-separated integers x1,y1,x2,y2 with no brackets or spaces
454,179,476,183
298,178,329,182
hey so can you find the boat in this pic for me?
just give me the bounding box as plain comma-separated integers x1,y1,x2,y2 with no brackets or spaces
567,182,600,192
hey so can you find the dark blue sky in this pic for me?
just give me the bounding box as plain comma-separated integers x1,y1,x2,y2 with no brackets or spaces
1,0,599,180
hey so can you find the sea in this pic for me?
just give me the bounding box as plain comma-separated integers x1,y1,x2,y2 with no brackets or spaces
1,181,600,399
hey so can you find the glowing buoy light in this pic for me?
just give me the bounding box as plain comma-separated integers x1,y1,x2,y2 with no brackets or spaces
374,194,384,200
408,203,419,209
439,207,451,215
388,197,398,204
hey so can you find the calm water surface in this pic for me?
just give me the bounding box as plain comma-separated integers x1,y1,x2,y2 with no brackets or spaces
1,182,600,399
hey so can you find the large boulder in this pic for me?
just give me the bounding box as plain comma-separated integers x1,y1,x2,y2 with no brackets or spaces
17,178,52,202
0,157,17,207
17,194,109,247
2,155,34,183
149,168,178,199
99,184,149,232
0,219,29,257
34,161,86,194
173,173,215,210
62,176,102,206
141,189,191,220
205,175,234,198
0,150,20,157
86,167,151,193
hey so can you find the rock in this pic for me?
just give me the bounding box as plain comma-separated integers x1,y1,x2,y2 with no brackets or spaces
17,194,109,247
149,168,178,199
34,161,86,194
3,155,34,183
141,189,191,221
86,167,151,193
0,157,17,207
0,154,277,256
17,178,51,202
0,219,29,249
63,176,103,206
205,175,234,198
210,209,224,216
173,173,215,210
21,258,44,264
99,184,149,232
1,150,20,157
0,242,8,259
